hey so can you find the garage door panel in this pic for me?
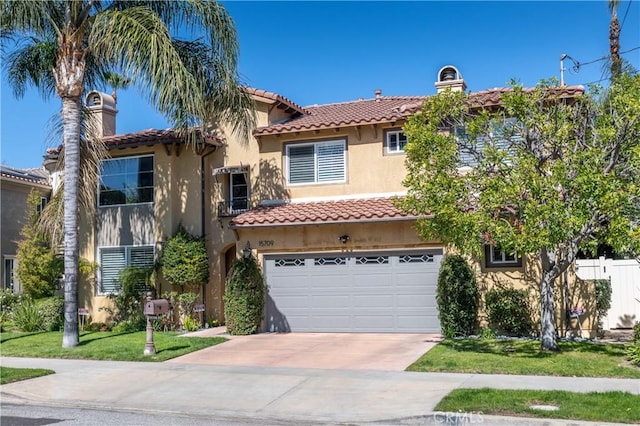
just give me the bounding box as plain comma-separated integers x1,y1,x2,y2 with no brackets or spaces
264,250,442,333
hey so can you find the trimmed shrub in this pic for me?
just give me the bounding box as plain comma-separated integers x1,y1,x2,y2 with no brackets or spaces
0,289,22,313
594,279,612,333
436,255,479,338
224,255,265,335
161,225,209,287
484,287,535,337
37,296,64,331
12,299,43,332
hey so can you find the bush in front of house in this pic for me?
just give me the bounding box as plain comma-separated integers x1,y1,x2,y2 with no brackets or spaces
36,296,64,331
100,266,150,331
484,287,535,337
11,298,44,332
224,255,265,335
436,254,479,338
161,225,209,288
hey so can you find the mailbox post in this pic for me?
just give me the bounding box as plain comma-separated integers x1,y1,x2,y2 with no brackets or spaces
143,292,170,356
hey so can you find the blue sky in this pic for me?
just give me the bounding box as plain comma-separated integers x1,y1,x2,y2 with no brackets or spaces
1,1,639,169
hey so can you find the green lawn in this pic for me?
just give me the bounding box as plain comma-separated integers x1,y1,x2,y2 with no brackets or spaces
0,331,226,362
435,388,640,424
0,366,55,384
407,338,640,378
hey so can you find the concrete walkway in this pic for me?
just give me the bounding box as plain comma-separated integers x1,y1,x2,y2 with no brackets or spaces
1,356,638,425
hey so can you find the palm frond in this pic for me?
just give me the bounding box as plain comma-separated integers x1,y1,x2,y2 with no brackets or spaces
5,37,57,99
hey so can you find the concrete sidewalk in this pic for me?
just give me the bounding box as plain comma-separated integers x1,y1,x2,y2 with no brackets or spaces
1,356,638,425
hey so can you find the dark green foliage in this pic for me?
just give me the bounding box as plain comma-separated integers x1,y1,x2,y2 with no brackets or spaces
436,255,479,337
100,266,150,331
161,225,209,287
36,297,64,331
485,287,535,336
15,190,63,299
12,299,43,332
224,255,265,335
0,289,22,314
594,279,612,331
628,322,640,367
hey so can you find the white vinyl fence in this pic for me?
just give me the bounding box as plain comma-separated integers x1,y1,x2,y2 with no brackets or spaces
575,257,640,329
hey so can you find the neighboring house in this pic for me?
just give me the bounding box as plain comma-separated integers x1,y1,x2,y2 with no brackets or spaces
48,67,597,335
0,165,51,293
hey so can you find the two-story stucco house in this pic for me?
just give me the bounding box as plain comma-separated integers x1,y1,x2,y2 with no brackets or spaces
1,165,51,293
48,66,593,335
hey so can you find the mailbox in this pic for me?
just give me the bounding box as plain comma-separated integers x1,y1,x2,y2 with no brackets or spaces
144,299,170,316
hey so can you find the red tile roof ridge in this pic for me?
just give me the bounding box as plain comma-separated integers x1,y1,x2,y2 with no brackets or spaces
243,87,310,115
304,95,427,109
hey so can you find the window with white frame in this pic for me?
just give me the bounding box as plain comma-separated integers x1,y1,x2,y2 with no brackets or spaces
484,245,522,268
99,155,154,206
286,139,346,185
385,130,407,154
455,118,521,168
99,245,155,294
3,257,17,292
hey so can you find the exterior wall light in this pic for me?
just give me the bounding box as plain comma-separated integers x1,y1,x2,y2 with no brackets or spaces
242,241,252,258
338,234,350,244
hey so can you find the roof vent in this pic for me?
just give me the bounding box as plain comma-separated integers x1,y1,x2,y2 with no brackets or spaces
374,89,382,102
435,65,467,93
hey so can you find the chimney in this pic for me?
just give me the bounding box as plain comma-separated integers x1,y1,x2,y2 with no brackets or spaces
374,89,382,102
434,65,467,93
85,90,117,138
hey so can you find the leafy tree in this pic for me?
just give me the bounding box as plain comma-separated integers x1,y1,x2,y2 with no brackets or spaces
15,190,63,299
400,75,640,350
2,1,254,347
161,225,209,288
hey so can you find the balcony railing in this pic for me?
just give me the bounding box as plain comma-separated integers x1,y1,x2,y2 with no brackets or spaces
218,200,249,217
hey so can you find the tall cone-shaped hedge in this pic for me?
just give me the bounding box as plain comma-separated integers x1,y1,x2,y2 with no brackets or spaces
224,255,265,335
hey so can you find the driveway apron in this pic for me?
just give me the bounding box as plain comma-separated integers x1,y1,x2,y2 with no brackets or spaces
169,331,442,371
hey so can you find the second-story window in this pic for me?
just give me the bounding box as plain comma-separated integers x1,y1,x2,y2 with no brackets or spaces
286,139,346,185
385,130,407,154
99,155,154,206
230,172,248,212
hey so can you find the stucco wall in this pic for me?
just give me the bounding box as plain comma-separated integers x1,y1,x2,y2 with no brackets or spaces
0,179,50,290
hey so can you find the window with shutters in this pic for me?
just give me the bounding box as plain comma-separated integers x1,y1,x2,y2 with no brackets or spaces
98,245,155,294
285,139,346,185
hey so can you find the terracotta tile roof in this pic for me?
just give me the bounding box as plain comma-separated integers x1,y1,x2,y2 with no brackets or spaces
231,197,415,227
254,86,584,136
243,87,309,115
254,96,426,136
102,128,221,148
45,128,221,158
0,165,50,187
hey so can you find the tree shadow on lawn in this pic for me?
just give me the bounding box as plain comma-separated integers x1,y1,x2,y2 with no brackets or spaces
76,330,139,345
444,339,628,359
0,331,44,343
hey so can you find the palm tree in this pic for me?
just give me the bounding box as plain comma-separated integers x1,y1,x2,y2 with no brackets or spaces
609,0,622,79
1,1,255,347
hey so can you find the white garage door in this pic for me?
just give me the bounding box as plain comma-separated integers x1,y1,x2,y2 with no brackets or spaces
263,249,443,333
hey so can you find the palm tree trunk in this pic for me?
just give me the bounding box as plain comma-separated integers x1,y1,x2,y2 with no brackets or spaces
609,3,621,79
62,96,81,348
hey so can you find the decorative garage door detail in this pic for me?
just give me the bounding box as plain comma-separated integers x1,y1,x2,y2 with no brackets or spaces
264,250,443,333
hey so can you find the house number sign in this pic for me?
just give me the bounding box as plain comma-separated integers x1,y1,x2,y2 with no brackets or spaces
258,240,274,247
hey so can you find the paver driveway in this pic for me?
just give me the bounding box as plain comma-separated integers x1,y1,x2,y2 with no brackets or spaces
169,329,442,371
